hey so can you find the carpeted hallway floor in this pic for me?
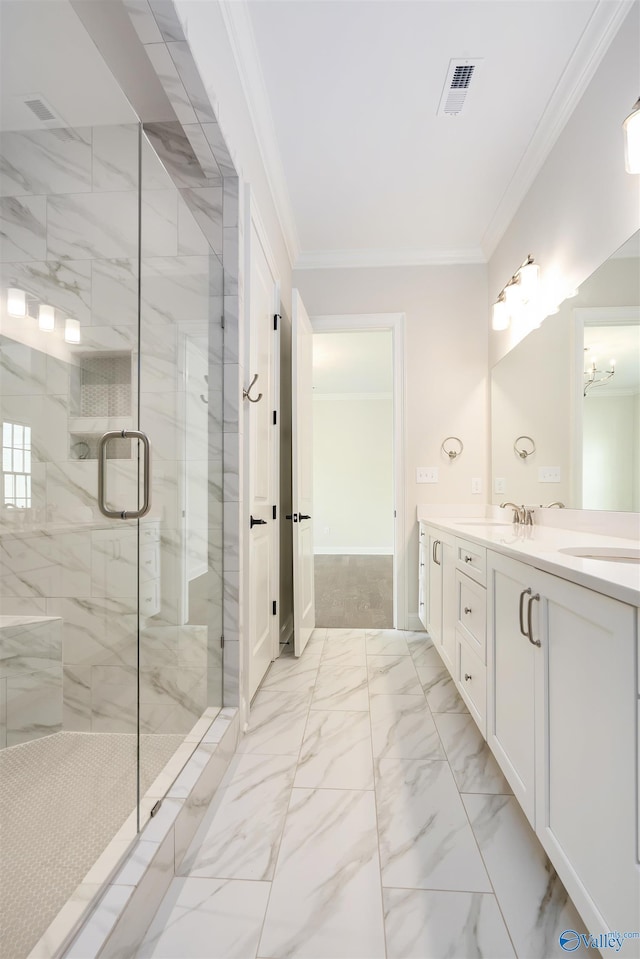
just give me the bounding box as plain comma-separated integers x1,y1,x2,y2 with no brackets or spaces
314,554,393,628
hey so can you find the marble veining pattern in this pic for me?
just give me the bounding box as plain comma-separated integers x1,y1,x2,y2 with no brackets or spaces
138,628,585,959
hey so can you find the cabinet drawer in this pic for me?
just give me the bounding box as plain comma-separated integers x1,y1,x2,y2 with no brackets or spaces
140,524,160,547
140,544,159,582
456,571,486,659
140,578,159,617
457,636,486,735
456,538,486,585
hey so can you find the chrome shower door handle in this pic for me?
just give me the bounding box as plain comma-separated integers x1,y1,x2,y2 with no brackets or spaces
98,430,152,520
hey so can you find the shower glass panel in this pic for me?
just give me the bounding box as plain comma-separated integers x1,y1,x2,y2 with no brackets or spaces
0,4,223,956
137,130,224,826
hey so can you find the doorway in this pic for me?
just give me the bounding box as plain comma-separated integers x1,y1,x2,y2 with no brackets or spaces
310,314,406,629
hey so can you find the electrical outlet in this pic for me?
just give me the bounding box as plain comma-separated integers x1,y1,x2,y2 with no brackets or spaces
471,477,482,494
539,467,561,483
416,467,439,484
494,477,506,494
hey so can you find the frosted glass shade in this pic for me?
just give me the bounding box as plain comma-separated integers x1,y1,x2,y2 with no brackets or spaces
492,299,509,331
38,304,55,332
64,317,81,344
518,260,539,299
7,288,26,316
623,99,640,174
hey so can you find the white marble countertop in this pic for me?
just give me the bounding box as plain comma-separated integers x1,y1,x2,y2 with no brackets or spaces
417,511,640,607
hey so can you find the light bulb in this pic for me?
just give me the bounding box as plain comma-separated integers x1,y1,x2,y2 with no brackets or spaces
38,304,55,332
7,287,26,316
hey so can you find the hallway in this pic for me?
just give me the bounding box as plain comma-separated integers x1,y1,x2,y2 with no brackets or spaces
136,627,584,958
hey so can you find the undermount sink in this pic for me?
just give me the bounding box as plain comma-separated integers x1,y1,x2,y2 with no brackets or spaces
559,547,640,564
455,520,512,527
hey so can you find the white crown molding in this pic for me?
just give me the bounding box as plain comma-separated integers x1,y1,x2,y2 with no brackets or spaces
481,0,635,259
295,247,486,270
218,0,300,269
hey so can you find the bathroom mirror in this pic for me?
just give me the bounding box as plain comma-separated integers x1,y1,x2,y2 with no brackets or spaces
491,230,640,511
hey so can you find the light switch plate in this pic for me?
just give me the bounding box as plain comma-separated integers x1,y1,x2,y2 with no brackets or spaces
416,467,438,484
494,477,506,494
471,477,482,494
539,467,561,483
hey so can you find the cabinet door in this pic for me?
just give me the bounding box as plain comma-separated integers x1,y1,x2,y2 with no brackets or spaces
440,537,456,671
487,551,543,825
418,524,428,628
426,530,443,644
537,572,638,941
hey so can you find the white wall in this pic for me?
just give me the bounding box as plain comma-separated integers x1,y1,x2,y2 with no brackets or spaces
294,264,489,621
583,393,639,511
489,1,640,367
313,394,393,553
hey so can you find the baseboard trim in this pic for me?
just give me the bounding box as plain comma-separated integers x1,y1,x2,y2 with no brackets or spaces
314,547,394,556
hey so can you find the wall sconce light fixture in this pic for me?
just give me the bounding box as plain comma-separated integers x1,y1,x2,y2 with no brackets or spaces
491,255,540,331
38,304,55,332
7,287,26,317
64,317,81,344
623,96,640,174
583,351,615,395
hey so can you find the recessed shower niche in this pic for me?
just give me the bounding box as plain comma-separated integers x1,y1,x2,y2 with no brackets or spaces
69,351,133,459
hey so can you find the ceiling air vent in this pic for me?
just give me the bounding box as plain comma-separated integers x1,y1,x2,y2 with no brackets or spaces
437,59,483,117
18,94,83,142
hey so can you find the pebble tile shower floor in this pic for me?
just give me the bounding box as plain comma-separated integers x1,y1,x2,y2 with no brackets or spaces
0,731,184,958
137,629,587,959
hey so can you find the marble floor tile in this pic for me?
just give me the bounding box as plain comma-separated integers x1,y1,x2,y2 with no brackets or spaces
417,647,468,713
312,665,369,711
370,694,445,762
383,887,515,959
260,653,320,693
180,752,296,881
237,689,311,756
137,877,271,958
365,629,410,656
258,788,385,959
294,709,374,790
324,628,367,642
320,634,367,666
462,794,588,958
433,713,512,794
376,757,491,892
367,654,423,696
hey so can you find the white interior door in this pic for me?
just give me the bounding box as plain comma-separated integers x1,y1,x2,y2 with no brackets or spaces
246,205,279,700
291,289,315,656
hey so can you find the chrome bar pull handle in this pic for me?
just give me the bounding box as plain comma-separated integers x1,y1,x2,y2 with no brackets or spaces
98,430,151,520
519,587,532,638
527,593,541,647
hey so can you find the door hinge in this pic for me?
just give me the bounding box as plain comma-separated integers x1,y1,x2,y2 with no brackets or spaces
220,314,225,329
272,504,277,520
220,634,224,649
394,509,397,517
272,600,277,615
150,800,162,818
273,410,277,425
274,313,280,331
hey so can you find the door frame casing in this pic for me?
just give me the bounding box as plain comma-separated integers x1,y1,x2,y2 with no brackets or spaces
310,312,407,630
242,186,281,717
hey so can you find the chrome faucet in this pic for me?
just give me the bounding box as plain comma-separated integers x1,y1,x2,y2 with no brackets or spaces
500,502,525,524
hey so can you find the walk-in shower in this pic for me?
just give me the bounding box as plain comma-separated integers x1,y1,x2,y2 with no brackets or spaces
0,3,225,955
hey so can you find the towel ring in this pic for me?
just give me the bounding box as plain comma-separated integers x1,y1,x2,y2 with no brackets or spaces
441,436,463,460
514,435,536,459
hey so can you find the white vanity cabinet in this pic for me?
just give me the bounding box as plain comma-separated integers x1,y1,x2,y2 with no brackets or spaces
487,549,639,941
418,523,428,628
454,537,487,734
421,524,456,672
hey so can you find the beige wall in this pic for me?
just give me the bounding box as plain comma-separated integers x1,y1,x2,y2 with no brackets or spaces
489,1,640,367
294,264,488,621
583,393,639,511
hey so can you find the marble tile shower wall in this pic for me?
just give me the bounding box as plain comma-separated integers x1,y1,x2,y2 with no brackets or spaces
0,122,228,737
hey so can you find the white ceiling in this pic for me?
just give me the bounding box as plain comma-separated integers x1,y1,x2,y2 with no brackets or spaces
225,0,633,268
